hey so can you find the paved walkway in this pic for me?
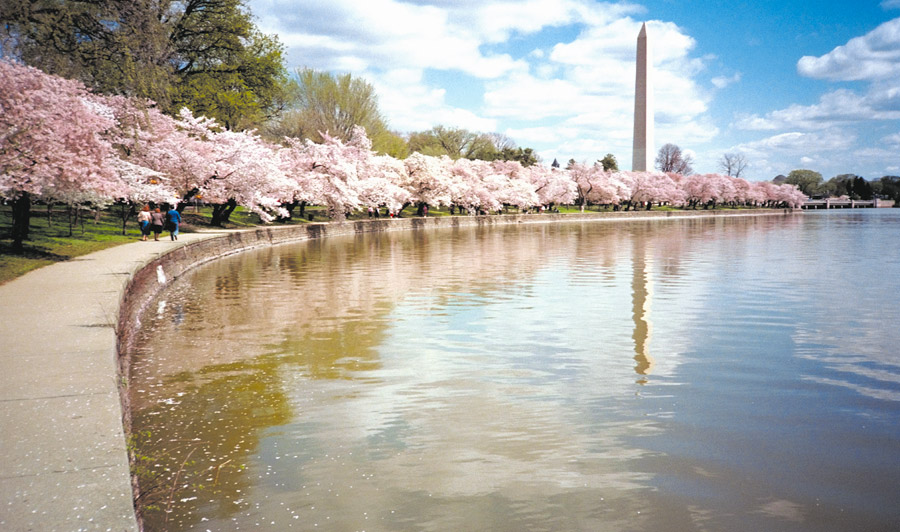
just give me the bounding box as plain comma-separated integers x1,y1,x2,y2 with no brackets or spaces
0,231,228,531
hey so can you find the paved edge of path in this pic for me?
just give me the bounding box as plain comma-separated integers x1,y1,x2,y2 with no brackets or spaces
0,209,799,531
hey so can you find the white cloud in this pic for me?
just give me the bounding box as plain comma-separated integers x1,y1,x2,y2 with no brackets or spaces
252,0,524,78
725,18,900,178
854,147,896,158
483,75,588,120
485,18,711,163
734,130,856,161
797,17,900,81
369,69,498,132
883,132,900,146
550,18,697,67
882,0,900,11
475,0,640,42
711,73,742,89
735,86,900,131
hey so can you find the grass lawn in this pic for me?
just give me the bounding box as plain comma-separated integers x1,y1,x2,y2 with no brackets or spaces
0,204,145,285
0,203,278,285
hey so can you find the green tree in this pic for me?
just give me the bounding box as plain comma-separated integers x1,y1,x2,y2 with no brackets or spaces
407,126,538,164
172,27,288,130
599,153,619,171
500,147,539,167
785,169,824,196
408,126,494,160
849,176,873,200
1,0,288,130
877,176,900,202
822,174,854,197
1,0,173,104
267,68,401,154
372,130,410,159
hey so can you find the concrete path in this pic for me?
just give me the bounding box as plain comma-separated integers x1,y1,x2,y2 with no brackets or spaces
0,231,228,532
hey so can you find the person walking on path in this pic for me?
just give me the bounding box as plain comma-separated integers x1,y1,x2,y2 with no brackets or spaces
137,205,152,241
166,205,182,241
150,208,165,241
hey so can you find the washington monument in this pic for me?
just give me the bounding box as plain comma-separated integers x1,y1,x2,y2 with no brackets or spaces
632,23,654,171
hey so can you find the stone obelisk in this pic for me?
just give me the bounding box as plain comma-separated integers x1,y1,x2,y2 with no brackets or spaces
632,22,654,171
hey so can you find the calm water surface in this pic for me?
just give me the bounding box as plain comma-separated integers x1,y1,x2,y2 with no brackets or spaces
130,211,900,531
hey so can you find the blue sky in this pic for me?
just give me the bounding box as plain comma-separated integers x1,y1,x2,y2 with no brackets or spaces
248,0,900,179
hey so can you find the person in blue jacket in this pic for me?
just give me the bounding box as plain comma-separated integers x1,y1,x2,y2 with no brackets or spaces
166,205,182,241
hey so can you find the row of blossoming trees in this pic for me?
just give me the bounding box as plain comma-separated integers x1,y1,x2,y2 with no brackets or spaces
1,61,806,250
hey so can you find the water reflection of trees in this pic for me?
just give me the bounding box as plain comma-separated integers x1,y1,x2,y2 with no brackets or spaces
131,356,291,530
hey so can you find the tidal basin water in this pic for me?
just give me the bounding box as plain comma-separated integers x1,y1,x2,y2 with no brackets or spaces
130,210,900,532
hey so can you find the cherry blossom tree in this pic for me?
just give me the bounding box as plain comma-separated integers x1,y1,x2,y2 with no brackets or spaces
526,164,577,208
1,61,122,250
401,152,455,215
570,163,627,209
568,162,597,211
1,57,808,252
278,137,322,220
619,171,656,210
87,94,182,231
297,131,365,220
485,160,539,211
109,158,174,233
352,129,411,214
680,174,720,209
636,171,684,208
774,183,806,208
161,109,290,224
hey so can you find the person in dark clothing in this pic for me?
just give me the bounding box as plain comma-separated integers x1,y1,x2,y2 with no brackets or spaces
166,206,182,241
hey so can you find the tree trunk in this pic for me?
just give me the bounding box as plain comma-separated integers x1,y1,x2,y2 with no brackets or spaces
211,199,238,226
278,201,297,222
10,193,32,252
120,202,136,235
177,188,200,213
67,205,75,237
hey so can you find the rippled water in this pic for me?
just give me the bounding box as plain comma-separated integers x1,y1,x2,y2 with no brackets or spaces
130,211,900,531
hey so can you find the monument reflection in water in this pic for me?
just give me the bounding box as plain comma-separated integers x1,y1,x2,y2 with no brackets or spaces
130,211,900,532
